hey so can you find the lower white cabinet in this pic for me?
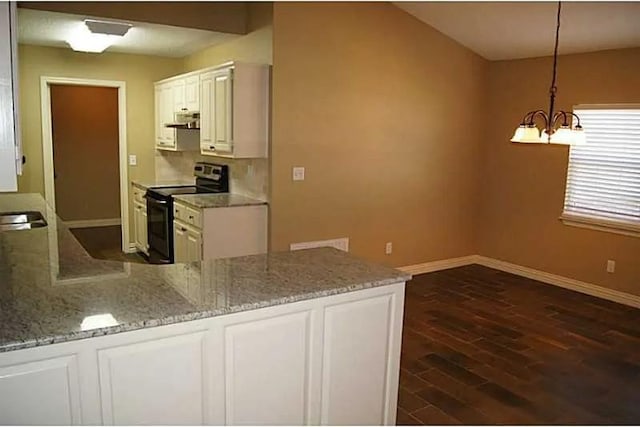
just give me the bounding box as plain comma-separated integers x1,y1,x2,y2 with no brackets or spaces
0,355,82,425
173,201,267,263
98,332,209,425
133,201,148,255
0,282,405,426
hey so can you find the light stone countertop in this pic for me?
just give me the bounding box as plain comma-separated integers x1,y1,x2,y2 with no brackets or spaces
131,179,195,191
0,193,410,353
173,193,267,209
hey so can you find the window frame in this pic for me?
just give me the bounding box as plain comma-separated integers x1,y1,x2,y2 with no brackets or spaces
560,104,640,238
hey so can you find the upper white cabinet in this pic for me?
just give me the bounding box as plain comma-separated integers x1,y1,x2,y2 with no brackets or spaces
154,75,200,152
0,2,21,192
200,62,269,159
155,62,269,157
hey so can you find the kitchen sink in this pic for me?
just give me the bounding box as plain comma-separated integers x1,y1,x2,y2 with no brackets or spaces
0,211,48,231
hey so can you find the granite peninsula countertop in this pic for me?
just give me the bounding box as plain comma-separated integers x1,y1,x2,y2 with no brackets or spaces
0,193,410,353
173,193,267,209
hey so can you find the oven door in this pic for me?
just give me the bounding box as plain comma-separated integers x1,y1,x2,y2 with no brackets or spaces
145,193,173,263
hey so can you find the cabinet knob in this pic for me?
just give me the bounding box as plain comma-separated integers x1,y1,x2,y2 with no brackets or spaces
182,227,187,232
189,215,194,219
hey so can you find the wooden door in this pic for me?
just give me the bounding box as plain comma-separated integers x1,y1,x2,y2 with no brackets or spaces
50,84,120,222
212,68,233,153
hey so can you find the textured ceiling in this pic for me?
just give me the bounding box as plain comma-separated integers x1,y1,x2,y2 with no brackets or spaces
18,8,239,58
395,2,640,60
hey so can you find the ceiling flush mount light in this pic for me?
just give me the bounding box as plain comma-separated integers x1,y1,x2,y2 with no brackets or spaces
66,19,132,53
511,2,585,146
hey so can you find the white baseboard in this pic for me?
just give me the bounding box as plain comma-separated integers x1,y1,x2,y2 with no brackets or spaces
398,255,478,275
65,218,122,229
474,256,640,309
400,254,640,309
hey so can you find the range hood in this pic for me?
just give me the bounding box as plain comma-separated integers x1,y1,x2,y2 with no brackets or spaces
165,110,200,130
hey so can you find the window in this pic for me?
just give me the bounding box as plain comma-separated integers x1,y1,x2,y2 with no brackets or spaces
562,106,640,236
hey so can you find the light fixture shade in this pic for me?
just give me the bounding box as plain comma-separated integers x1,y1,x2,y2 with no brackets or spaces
571,127,586,145
549,126,574,145
511,126,543,143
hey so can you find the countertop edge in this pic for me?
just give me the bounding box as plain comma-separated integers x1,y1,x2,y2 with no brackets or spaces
0,275,409,353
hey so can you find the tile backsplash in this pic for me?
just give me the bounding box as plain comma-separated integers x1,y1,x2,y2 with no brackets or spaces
155,151,268,200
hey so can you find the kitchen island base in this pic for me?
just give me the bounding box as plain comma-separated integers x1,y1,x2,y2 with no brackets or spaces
0,281,405,425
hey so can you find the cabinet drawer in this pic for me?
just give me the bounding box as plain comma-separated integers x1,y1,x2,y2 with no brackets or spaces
185,206,202,228
174,203,187,222
132,187,145,204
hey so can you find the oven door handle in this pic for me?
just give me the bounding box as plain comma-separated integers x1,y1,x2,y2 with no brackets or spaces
145,195,169,204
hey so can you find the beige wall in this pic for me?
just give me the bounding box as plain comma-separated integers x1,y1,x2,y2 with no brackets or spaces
18,44,183,242
479,48,640,295
271,2,488,266
182,2,272,71
50,85,120,221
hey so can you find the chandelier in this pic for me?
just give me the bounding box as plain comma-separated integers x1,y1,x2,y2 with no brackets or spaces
511,1,585,145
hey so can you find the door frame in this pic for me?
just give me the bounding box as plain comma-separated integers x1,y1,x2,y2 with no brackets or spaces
40,76,131,253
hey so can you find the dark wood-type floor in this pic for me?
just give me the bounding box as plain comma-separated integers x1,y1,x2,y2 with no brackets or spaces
71,225,148,264
397,264,640,425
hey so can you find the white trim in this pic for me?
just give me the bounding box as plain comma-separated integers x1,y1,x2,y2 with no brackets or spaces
475,256,640,309
397,255,478,275
559,214,640,238
40,76,130,253
399,254,640,309
65,218,122,229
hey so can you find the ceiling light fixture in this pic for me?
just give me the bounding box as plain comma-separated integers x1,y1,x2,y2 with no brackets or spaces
66,19,132,53
511,2,585,145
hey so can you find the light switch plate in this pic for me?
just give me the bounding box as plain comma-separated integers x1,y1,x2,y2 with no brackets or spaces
128,155,137,166
292,166,305,181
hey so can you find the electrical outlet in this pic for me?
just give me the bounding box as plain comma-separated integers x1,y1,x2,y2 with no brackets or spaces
292,166,305,181
128,154,137,166
385,242,393,255
606,259,616,273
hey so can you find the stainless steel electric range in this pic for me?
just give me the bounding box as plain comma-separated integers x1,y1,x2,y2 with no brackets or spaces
145,162,229,264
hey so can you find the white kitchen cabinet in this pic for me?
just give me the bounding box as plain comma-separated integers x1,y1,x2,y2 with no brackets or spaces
185,75,200,111
0,355,82,425
173,220,201,264
200,62,269,158
173,200,267,263
0,282,405,426
0,1,20,192
97,332,209,425
154,79,199,152
132,185,148,255
320,293,401,425
213,309,318,425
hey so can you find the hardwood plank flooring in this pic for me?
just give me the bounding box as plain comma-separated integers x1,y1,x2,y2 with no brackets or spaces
70,225,148,263
397,264,640,425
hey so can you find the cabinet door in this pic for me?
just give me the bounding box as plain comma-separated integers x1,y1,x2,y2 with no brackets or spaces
200,73,214,153
141,206,148,253
216,310,316,425
320,292,400,425
186,228,202,262
185,75,200,111
172,79,186,112
0,2,18,191
173,222,187,263
133,204,143,251
98,332,209,425
154,85,163,147
0,355,82,425
212,68,233,153
160,84,175,146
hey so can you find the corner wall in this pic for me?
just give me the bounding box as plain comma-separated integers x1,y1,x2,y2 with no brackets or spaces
271,2,488,266
479,48,640,296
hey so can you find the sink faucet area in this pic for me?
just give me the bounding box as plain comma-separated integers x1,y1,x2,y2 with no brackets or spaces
0,211,47,231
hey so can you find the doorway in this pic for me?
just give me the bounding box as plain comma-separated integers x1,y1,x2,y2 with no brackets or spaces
41,77,130,253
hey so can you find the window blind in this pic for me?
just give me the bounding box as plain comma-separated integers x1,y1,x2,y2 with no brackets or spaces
563,107,640,230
